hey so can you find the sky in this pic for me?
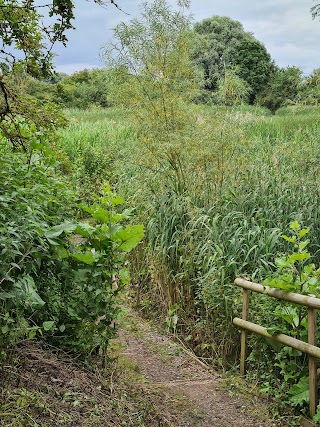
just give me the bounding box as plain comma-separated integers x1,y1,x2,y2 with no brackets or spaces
53,0,320,75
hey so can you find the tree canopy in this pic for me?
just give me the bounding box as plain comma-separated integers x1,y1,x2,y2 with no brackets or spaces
192,16,274,103
257,66,303,113
193,16,247,91
0,0,119,145
233,37,274,103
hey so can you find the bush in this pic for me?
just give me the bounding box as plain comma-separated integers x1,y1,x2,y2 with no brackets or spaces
0,136,143,357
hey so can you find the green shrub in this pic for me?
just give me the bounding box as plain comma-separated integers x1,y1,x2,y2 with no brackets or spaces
0,135,143,357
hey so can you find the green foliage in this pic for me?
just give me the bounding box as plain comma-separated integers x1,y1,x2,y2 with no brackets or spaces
296,68,320,106
257,66,303,113
0,0,116,76
0,137,73,352
192,16,273,103
233,37,274,103
56,69,112,108
263,221,320,296
0,1,117,147
193,16,248,91
59,98,320,418
246,222,320,415
216,67,250,106
104,0,199,194
288,376,309,406
35,184,144,355
0,127,143,356
104,0,196,129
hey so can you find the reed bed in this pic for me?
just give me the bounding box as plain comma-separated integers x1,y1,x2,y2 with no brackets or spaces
58,105,320,372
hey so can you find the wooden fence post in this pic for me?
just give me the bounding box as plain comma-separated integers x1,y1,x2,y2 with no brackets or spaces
308,306,317,418
240,289,249,376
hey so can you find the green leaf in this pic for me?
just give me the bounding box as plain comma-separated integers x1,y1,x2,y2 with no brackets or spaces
288,376,309,406
1,325,9,334
13,275,45,310
113,224,144,252
274,257,291,268
54,245,69,259
28,329,37,339
109,196,125,206
290,220,301,232
281,234,296,243
266,326,282,336
287,251,310,263
45,221,77,238
43,321,55,331
265,338,282,352
67,307,80,319
92,208,126,224
0,291,14,300
119,269,130,285
299,228,310,238
274,306,299,327
74,223,95,237
20,127,30,138
59,324,66,332
72,252,96,265
298,239,310,251
92,208,110,224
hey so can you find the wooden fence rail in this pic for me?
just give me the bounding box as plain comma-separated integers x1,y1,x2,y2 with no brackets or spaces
233,278,320,418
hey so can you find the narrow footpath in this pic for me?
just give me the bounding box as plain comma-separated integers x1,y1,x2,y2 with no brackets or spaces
117,313,283,427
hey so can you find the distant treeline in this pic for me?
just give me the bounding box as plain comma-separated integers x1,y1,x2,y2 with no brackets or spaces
25,15,320,113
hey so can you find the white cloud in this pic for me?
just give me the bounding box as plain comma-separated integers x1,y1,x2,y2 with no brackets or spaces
55,63,100,75
53,0,320,76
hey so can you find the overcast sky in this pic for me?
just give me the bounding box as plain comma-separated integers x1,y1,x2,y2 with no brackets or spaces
53,0,320,75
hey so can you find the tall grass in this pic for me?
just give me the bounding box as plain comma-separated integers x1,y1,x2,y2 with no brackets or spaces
58,105,320,370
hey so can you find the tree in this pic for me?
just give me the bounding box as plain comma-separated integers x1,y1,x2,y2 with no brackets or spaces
295,68,320,105
104,0,198,193
56,69,111,108
216,67,250,106
193,16,247,91
0,0,120,145
233,38,274,103
257,66,303,113
104,0,196,136
192,16,273,103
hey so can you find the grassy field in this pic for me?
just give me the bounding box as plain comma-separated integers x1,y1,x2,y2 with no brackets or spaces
58,104,320,416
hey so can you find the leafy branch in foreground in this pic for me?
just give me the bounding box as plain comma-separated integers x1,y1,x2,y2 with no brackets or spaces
0,0,121,147
259,221,320,417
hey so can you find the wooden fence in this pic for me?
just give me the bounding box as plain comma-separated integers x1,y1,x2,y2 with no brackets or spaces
233,277,320,418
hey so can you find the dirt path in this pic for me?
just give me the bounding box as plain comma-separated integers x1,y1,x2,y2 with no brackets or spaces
117,313,277,427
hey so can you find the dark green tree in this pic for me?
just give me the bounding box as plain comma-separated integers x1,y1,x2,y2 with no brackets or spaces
56,69,111,108
192,16,273,103
257,66,303,113
193,16,247,91
295,68,320,105
234,37,274,103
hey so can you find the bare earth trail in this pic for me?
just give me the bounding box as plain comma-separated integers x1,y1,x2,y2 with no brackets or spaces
117,313,276,427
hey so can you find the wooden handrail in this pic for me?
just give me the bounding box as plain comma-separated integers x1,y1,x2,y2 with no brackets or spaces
233,318,320,358
234,278,320,419
235,278,320,309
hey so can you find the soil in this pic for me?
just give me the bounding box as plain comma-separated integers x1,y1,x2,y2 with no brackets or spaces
117,313,279,427
0,311,300,426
